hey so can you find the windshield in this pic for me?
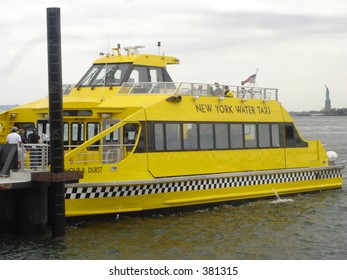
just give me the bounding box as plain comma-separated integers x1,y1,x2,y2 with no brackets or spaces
77,63,130,88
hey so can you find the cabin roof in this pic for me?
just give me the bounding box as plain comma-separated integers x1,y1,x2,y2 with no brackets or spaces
93,53,180,67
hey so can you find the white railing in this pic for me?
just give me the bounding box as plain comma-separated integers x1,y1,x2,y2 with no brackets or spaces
20,144,49,172
65,143,135,165
118,82,278,101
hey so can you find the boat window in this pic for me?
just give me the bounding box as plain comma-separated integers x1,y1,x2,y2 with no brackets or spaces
78,64,103,87
258,124,271,148
108,64,130,86
271,124,280,147
37,121,50,144
229,124,243,148
77,63,130,87
199,123,214,150
124,123,139,151
71,122,84,147
149,121,285,153
63,122,69,149
215,123,229,149
149,67,164,82
154,123,165,151
63,110,92,116
183,123,198,150
244,124,257,148
87,122,100,150
104,123,119,143
92,65,108,87
285,125,294,139
166,123,182,150
285,123,308,148
13,122,35,141
128,66,149,83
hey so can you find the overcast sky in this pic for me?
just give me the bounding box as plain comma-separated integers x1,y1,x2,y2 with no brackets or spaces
1,0,347,111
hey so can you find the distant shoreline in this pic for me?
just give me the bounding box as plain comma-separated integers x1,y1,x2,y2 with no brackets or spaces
291,109,347,116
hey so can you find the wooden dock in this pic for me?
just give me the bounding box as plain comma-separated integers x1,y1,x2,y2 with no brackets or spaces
0,169,82,235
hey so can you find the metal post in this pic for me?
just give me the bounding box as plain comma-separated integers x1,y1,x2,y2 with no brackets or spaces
46,7,65,237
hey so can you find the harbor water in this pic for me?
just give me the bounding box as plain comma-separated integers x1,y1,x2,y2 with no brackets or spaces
1,116,347,260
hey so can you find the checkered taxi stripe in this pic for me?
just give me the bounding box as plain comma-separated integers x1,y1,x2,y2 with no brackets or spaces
65,168,342,199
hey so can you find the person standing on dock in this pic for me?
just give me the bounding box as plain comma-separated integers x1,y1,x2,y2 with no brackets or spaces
28,128,41,169
6,126,22,168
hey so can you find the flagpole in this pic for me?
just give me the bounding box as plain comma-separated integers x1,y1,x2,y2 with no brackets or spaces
254,68,258,86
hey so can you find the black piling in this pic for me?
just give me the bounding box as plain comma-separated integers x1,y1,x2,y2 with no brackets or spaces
46,7,65,237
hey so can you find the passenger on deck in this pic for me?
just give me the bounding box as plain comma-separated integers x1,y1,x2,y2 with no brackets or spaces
224,86,234,98
212,83,223,96
196,84,203,95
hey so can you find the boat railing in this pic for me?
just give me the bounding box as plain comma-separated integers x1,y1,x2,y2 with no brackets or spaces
119,82,278,101
65,143,134,165
19,142,131,171
20,144,49,172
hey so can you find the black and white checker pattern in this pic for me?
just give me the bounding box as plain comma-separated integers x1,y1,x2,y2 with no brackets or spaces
65,167,343,200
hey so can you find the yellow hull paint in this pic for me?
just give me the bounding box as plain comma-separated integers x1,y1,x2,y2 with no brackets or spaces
65,166,343,217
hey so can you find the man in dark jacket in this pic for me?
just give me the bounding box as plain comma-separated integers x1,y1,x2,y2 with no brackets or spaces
28,128,41,169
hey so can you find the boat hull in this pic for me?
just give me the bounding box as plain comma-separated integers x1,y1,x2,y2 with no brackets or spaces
65,165,343,217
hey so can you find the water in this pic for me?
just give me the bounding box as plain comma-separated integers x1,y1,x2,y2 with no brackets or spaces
1,116,347,260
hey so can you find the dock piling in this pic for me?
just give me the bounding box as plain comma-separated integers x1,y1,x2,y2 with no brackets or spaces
47,7,65,237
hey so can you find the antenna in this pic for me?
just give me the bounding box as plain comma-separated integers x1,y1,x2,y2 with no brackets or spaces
157,41,161,55
112,44,121,56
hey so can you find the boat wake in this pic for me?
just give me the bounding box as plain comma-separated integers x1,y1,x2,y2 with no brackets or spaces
270,188,294,204
270,198,294,204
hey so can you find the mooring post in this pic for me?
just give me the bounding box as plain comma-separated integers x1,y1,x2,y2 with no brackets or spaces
46,7,65,237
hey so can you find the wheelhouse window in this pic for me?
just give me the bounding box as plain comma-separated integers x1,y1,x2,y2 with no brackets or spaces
128,66,149,83
108,64,130,86
78,65,101,87
77,63,130,87
149,67,164,82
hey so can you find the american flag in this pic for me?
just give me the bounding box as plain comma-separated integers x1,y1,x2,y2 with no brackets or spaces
241,73,256,85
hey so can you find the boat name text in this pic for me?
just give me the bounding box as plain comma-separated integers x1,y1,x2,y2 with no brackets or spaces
66,167,103,174
195,104,271,115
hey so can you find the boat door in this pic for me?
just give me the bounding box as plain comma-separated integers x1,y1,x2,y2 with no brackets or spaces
102,119,122,163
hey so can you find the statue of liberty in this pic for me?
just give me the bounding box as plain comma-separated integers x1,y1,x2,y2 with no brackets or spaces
325,84,330,101
324,84,331,111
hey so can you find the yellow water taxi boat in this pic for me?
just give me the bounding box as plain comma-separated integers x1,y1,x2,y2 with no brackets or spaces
0,46,343,217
